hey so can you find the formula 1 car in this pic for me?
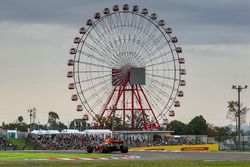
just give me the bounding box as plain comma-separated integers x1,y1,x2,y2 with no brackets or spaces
86,139,128,153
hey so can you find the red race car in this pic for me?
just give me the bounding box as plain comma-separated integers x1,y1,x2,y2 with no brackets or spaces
87,139,128,153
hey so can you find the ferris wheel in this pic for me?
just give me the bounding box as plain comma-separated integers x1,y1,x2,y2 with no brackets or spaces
67,4,186,130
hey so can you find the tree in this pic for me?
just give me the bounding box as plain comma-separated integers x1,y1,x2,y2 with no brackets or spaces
57,122,68,131
2,123,16,130
69,119,82,130
47,111,59,130
48,111,59,123
206,123,216,137
2,121,5,128
17,122,29,132
226,100,249,124
92,114,128,130
166,120,188,135
207,124,231,143
213,126,231,144
187,115,207,135
127,112,145,129
18,116,24,123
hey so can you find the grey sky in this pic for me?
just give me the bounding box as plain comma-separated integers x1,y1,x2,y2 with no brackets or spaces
1,0,250,45
0,0,250,127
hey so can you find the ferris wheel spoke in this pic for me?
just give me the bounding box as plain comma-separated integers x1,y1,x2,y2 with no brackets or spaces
129,19,152,59
145,84,167,107
132,27,163,65
147,83,172,102
93,25,119,58
145,41,170,60
147,68,176,72
83,42,116,67
122,12,131,40
77,60,112,69
86,82,112,102
112,75,127,86
143,86,165,114
146,87,165,109
87,30,111,53
115,13,121,35
93,22,116,50
87,84,112,109
97,20,118,53
139,23,158,49
146,72,176,81
130,25,152,60
84,79,112,103
98,19,119,52
108,15,122,46
143,38,166,60
144,51,172,65
147,77,174,90
87,32,117,62
100,18,129,67
76,70,110,73
127,15,144,55
91,94,110,112
77,73,111,84
80,49,115,68
140,26,159,50
82,77,111,92
144,59,175,68
157,104,172,120
83,41,110,60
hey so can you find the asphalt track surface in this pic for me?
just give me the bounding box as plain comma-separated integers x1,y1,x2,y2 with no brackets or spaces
9,150,250,162
129,151,250,161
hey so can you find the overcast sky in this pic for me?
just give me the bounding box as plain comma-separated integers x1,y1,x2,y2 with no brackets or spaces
0,0,250,127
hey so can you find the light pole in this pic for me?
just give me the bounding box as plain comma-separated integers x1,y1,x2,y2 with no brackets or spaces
232,85,247,151
27,107,36,132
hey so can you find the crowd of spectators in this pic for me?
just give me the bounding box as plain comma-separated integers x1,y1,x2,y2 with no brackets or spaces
0,136,17,150
162,136,205,145
28,133,108,150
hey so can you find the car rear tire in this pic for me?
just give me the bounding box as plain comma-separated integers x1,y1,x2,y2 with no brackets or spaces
120,145,128,153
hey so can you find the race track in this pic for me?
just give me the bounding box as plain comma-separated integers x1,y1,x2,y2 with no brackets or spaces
128,151,250,161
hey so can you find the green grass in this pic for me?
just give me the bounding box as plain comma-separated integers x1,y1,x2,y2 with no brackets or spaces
0,160,250,167
8,139,33,150
0,152,111,160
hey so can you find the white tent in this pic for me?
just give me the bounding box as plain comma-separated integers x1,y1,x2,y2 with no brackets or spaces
46,130,60,134
61,129,80,134
84,129,112,134
84,129,112,138
31,130,60,135
31,130,47,135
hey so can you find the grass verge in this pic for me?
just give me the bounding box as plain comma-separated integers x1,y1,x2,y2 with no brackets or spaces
0,152,111,160
8,139,33,150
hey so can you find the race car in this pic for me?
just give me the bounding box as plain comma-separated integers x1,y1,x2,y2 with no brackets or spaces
86,138,128,153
